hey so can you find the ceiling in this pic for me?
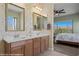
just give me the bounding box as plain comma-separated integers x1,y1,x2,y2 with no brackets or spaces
54,3,79,17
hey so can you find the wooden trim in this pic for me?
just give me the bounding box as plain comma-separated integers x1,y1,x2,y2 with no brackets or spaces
56,40,79,46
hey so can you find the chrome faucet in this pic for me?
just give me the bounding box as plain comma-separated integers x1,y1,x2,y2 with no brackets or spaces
14,34,19,38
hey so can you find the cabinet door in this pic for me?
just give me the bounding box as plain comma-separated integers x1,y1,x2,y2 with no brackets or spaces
33,38,40,56
34,47,40,56
25,40,33,56
11,46,24,56
40,38,45,52
44,37,49,50
41,36,49,52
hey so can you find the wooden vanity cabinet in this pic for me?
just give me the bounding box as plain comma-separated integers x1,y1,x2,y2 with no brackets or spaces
33,38,41,56
24,39,33,56
5,39,33,56
4,36,49,56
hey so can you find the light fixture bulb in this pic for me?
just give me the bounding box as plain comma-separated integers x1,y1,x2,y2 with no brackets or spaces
35,6,42,11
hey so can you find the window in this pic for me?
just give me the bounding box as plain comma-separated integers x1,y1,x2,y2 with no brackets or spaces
54,20,73,34
7,16,17,30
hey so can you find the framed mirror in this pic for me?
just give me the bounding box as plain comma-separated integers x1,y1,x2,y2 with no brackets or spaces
5,3,25,31
33,12,48,31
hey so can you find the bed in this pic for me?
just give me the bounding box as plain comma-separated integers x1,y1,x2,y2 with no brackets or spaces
55,33,79,46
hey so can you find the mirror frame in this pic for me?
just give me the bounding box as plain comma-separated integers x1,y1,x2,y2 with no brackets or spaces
32,12,47,31
5,3,25,31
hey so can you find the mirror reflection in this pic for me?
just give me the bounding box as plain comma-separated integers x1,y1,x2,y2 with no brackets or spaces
33,13,48,30
5,3,25,31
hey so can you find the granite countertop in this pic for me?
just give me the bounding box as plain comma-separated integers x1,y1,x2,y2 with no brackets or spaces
3,34,49,43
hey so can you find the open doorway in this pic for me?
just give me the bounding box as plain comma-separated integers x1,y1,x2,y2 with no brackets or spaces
53,3,79,56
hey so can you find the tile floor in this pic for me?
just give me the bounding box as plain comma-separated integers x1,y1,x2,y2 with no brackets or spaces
39,49,67,56
54,44,79,56
39,43,79,56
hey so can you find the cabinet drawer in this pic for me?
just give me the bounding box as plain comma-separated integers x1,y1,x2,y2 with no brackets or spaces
41,36,49,40
26,39,33,44
11,46,24,56
33,38,40,42
11,40,26,48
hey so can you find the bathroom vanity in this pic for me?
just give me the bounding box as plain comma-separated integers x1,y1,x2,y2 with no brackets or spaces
4,36,49,56
3,3,50,56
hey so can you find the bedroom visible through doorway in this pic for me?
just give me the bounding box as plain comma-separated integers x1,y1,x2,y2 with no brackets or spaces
54,3,79,56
